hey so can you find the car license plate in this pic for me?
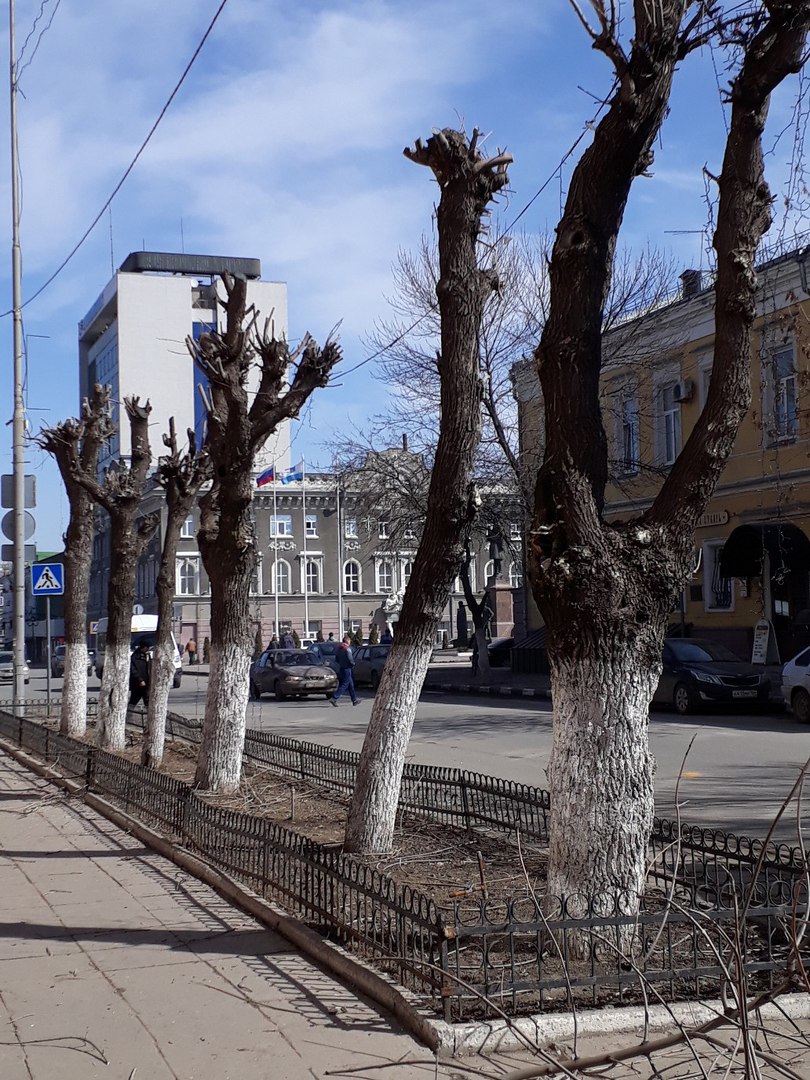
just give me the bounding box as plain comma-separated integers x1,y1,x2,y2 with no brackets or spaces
732,689,757,699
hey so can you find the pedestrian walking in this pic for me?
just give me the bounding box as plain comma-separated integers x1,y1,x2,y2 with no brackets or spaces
129,641,151,706
281,630,295,649
331,633,359,706
185,637,198,665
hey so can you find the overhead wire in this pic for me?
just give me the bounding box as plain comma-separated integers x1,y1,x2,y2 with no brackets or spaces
17,0,62,83
0,0,232,320
333,85,617,381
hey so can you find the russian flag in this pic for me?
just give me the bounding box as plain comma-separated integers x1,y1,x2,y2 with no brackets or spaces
256,465,276,488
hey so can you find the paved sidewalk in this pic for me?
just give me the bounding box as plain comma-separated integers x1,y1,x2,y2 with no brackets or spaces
0,754,467,1080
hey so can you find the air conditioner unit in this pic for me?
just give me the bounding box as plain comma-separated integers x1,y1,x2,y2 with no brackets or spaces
672,378,694,403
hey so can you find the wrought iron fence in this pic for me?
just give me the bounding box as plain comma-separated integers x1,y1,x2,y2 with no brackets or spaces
0,705,806,1022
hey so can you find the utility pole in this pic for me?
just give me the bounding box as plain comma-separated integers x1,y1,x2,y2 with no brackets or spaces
8,0,27,702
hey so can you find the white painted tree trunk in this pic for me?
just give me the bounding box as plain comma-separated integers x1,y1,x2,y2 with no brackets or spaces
545,653,659,916
96,641,131,750
344,639,434,853
60,643,88,737
195,642,251,793
143,642,174,768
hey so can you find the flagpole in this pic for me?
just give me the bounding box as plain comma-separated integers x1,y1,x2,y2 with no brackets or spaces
301,458,309,639
273,472,279,638
336,476,343,637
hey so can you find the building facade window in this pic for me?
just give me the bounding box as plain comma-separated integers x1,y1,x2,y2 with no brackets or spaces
509,562,523,588
403,522,416,540
484,559,495,584
344,517,358,539
764,344,798,443
176,556,200,596
272,559,291,594
655,379,681,466
620,394,639,474
378,519,390,540
304,559,322,594
270,514,293,538
376,560,393,593
305,514,318,538
344,560,361,593
402,560,413,587
180,515,195,539
703,541,734,612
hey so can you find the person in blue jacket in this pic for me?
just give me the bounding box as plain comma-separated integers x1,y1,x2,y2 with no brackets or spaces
331,634,359,706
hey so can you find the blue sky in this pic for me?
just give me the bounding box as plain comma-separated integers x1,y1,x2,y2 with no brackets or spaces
0,0,805,549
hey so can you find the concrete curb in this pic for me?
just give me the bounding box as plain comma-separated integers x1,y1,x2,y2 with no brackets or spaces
423,682,552,700
3,736,806,1061
0,737,440,1056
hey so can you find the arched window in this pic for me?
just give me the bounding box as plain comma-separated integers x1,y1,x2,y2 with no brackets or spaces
509,562,523,588
484,559,495,584
344,560,361,593
402,560,413,587
272,559,291,594
305,560,321,593
176,556,200,596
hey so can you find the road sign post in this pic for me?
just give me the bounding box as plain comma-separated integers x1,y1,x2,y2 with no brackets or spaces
31,564,64,708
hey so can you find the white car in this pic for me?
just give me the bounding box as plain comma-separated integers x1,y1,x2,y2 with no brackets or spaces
0,649,30,684
781,647,810,722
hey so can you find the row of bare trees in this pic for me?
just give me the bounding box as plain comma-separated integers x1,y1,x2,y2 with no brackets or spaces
36,1,810,937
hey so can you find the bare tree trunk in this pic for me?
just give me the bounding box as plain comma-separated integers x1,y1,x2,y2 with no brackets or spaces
144,420,208,768
528,2,810,922
195,496,253,791
187,275,340,792
98,510,153,750
36,386,113,737
345,128,510,854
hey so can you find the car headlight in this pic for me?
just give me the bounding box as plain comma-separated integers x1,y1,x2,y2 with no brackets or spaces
690,670,721,684
286,676,304,683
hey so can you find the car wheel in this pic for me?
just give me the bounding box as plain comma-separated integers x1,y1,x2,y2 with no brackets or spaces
274,682,287,701
673,682,695,716
792,687,810,723
370,669,380,691
248,680,261,701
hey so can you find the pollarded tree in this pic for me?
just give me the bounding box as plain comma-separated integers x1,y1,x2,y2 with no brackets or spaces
188,273,341,792
71,397,159,749
528,1,810,915
143,419,210,768
36,385,114,736
345,128,511,853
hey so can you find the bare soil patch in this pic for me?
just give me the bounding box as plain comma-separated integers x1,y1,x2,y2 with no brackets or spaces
72,722,549,912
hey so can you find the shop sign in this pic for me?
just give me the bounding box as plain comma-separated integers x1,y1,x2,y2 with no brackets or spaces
697,510,729,528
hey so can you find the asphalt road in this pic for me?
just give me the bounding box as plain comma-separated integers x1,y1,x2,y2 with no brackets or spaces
6,668,808,842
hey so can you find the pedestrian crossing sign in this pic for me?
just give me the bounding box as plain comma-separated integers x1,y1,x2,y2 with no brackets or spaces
32,562,64,596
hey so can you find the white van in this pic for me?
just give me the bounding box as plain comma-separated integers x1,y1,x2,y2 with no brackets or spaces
95,614,183,688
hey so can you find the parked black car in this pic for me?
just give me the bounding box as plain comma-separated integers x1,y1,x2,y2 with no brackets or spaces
652,637,770,715
487,636,514,668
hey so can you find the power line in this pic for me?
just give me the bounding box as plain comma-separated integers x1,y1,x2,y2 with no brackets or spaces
1,0,231,319
335,89,616,381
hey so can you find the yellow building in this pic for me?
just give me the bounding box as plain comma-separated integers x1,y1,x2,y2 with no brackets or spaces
513,243,810,663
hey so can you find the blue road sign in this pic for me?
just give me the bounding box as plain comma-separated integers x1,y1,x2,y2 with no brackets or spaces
32,562,64,596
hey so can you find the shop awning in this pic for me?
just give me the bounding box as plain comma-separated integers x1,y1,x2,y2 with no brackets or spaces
719,522,810,578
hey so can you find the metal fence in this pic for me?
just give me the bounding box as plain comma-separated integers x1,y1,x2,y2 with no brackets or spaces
0,706,806,1021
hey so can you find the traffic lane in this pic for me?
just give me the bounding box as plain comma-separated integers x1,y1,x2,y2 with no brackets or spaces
245,691,807,840
4,676,806,840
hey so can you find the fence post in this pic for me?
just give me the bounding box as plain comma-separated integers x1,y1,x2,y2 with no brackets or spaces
460,772,471,831
85,748,96,791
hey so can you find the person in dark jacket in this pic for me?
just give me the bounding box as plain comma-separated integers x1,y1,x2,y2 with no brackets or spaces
129,641,151,706
331,634,358,706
